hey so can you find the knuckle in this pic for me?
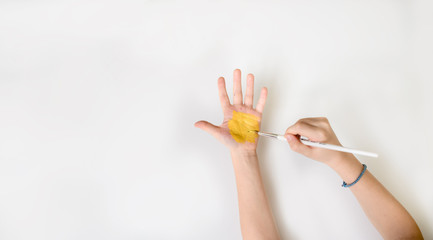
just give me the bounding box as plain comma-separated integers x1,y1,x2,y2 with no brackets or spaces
320,117,329,123
299,118,308,123
297,121,308,129
295,119,305,127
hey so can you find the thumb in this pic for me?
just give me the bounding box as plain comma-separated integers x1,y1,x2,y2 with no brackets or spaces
285,134,312,157
194,120,220,138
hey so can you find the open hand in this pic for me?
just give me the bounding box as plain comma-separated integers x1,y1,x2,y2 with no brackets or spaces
194,69,268,153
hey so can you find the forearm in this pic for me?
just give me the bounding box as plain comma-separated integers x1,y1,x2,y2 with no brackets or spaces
327,155,423,239
231,150,280,240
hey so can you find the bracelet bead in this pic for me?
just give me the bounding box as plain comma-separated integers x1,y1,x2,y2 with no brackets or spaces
342,164,367,188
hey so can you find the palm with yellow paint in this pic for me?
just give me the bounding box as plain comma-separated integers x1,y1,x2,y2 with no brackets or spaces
195,69,268,152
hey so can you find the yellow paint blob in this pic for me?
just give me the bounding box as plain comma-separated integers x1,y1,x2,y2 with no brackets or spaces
228,110,259,143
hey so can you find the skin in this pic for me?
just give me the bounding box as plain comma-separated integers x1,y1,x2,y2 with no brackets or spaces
285,118,424,239
195,69,280,239
195,69,423,239
228,110,260,143
195,69,267,153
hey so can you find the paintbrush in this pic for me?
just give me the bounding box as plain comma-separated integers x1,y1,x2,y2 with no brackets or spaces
255,131,378,158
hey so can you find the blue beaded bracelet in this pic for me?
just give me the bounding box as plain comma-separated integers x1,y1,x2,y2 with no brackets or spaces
342,164,367,188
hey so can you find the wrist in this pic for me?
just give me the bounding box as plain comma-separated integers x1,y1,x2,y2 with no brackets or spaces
325,152,357,169
326,153,364,185
230,148,257,158
230,149,258,166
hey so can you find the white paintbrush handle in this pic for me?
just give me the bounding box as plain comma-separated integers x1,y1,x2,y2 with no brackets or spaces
272,134,378,158
300,138,378,158
276,135,287,141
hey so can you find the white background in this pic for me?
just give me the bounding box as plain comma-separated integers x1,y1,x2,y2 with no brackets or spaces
0,0,432,239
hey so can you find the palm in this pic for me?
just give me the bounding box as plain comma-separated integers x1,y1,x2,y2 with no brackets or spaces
195,69,268,152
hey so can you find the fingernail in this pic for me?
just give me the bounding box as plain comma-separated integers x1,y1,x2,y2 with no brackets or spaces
286,135,294,141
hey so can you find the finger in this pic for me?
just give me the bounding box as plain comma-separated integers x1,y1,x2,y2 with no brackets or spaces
255,87,268,113
218,77,231,109
286,134,313,157
299,117,329,128
244,73,254,107
233,69,243,105
285,120,326,142
194,120,220,139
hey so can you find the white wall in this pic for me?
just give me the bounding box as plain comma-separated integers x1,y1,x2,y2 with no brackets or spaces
0,0,432,239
